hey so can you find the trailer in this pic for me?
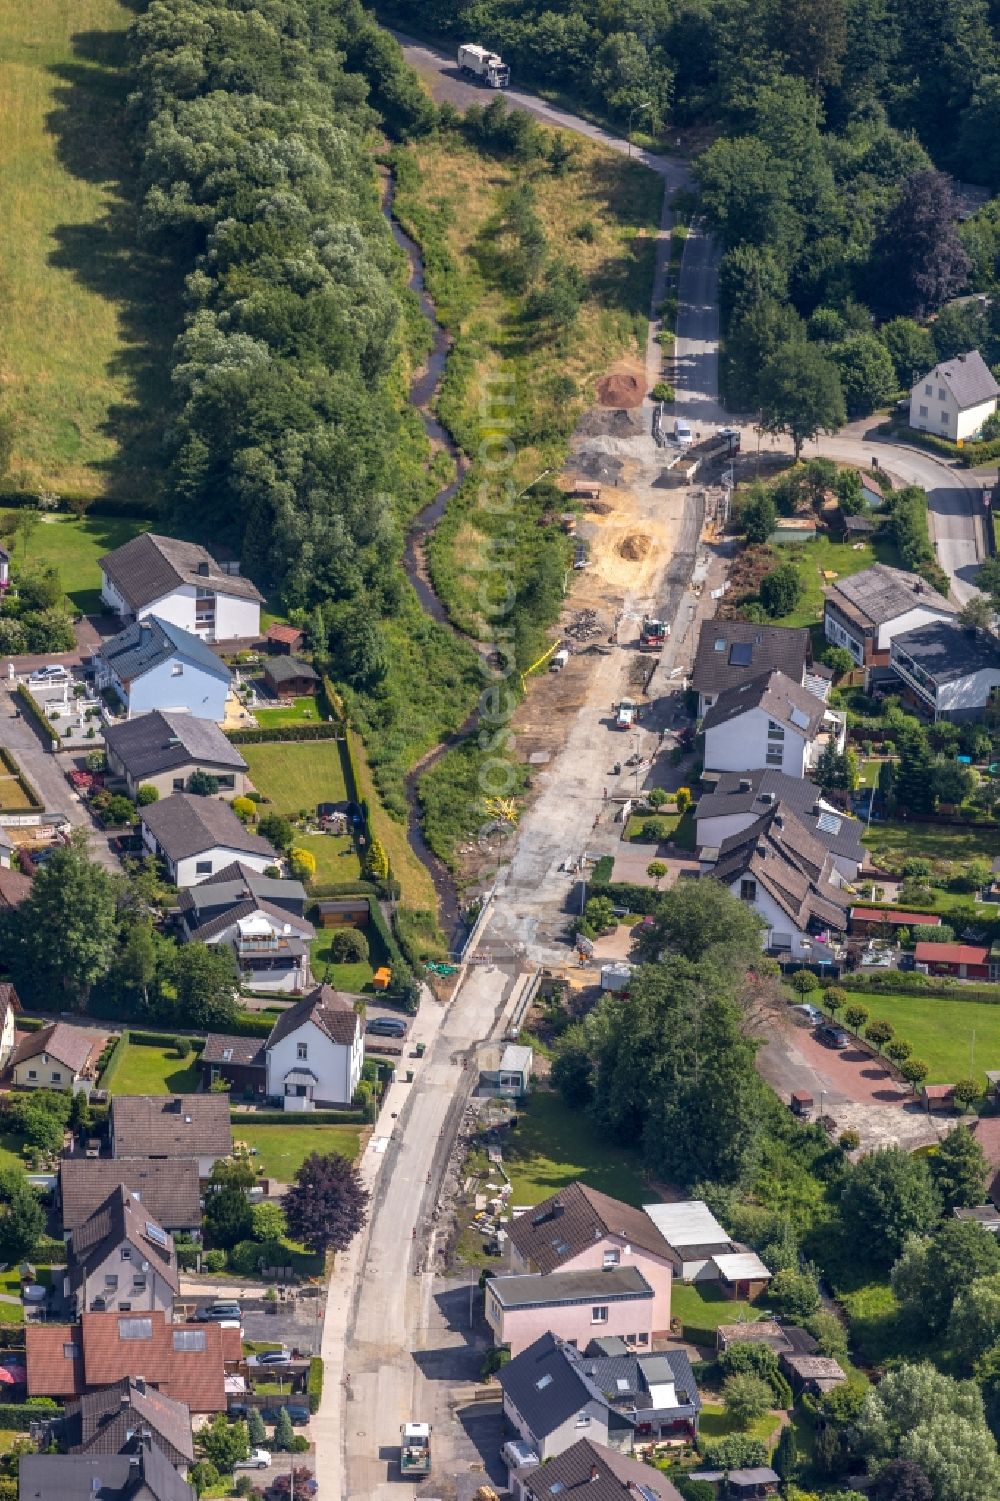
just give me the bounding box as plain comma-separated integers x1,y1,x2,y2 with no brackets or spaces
400,1421,432,1478
458,43,510,87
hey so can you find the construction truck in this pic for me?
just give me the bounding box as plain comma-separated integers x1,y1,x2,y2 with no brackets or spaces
640,617,670,652
458,43,510,87
400,1422,432,1477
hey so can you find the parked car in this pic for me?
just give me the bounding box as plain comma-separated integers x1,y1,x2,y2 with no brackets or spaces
790,1003,824,1026
248,1348,292,1368
261,1406,310,1428
818,1024,850,1050
196,1300,242,1323
235,1451,272,1471
366,1017,407,1038
29,665,69,683
615,698,636,730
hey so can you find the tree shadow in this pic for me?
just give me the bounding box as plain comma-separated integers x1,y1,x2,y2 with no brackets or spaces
43,31,185,503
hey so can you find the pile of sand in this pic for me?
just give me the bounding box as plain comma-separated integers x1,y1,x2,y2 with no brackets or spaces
596,371,645,409
617,532,651,561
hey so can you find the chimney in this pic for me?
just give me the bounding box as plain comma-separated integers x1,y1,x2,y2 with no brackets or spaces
774,814,783,829
759,792,773,805
590,1465,600,1482
738,778,752,792
135,1377,146,1395
197,561,210,576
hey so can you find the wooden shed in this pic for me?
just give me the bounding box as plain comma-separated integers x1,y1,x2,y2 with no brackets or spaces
315,898,371,929
263,655,319,699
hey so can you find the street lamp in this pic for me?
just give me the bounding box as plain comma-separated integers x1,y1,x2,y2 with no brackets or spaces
627,102,651,158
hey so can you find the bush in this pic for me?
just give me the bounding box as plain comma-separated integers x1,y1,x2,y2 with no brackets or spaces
723,1372,773,1425
791,970,818,994
328,928,369,963
769,1266,821,1317
651,381,675,402
202,1249,227,1273
307,1358,324,1414
480,1346,510,1380
290,1436,310,1454
135,785,159,806
760,563,802,617
839,1129,861,1151
702,1436,768,1469
190,1463,219,1497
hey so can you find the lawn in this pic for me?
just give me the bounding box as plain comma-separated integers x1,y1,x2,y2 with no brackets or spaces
699,1401,781,1450
841,989,1000,1087
11,514,149,613
864,819,1000,861
0,2,176,496
108,1042,201,1095
769,533,901,629
0,1131,29,1173
254,697,322,729
237,1123,365,1181
0,775,34,811
242,741,349,817
670,1281,761,1346
310,919,389,995
504,1089,650,1207
295,831,361,885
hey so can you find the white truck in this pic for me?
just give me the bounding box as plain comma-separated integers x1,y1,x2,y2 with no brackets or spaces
458,43,510,88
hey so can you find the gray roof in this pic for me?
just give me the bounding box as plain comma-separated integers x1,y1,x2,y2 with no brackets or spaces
488,1266,653,1310
68,1186,178,1296
826,563,955,628
524,1439,683,1501
105,712,247,782
20,1446,195,1501
111,1096,232,1161
200,1034,267,1069
65,1378,194,1466
499,1333,612,1440
267,983,361,1050
100,533,262,612
702,669,826,738
140,794,275,863
692,621,809,697
713,805,850,934
892,621,1000,684
59,1159,202,1234
99,617,231,687
180,864,305,915
263,656,318,685
696,770,863,864
189,896,314,946
926,349,1000,409
580,1345,701,1421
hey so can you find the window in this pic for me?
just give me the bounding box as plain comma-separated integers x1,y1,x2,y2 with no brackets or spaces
118,1317,153,1341
63,1343,79,1360
938,388,946,402
133,1275,146,1290
603,1249,621,1267
51,1072,61,1082
195,861,212,875
297,1043,308,1060
918,405,928,418
218,775,235,790
713,638,726,652
924,383,932,395
172,778,184,791
766,747,783,766
173,1329,206,1352
591,1305,609,1324
171,663,183,677
941,411,949,425
105,1275,119,1290
120,1247,131,1260
535,1374,553,1391
27,1070,36,1080
575,1411,592,1427
740,878,757,902
635,1333,649,1346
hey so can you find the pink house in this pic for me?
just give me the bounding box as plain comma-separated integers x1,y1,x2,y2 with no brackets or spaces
485,1267,654,1357
508,1181,673,1336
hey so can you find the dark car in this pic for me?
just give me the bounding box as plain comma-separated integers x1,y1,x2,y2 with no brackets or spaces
366,1017,407,1038
818,1024,850,1050
261,1406,310,1428
196,1301,242,1323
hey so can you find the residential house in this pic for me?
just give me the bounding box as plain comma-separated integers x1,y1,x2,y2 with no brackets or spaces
265,623,304,655
100,533,262,643
262,657,318,700
0,983,20,1070
695,771,863,881
104,712,249,801
26,1311,240,1411
497,1332,634,1461
972,1119,1000,1208
10,1023,99,1092
577,1342,701,1446
61,1378,195,1471
263,984,364,1109
909,350,1000,442
848,907,942,938
517,1438,684,1501
914,941,997,980
691,622,810,719
485,1267,654,1357
59,1160,203,1239
198,1035,267,1098
139,794,277,887
19,1444,195,1501
65,1187,178,1318
110,1097,232,1180
0,866,32,911
889,621,1000,721
508,1182,674,1336
707,804,851,962
823,564,956,674
179,864,308,932
701,670,845,778
643,1202,771,1298
95,618,233,724
0,828,15,869
954,1205,1000,1233
180,869,314,994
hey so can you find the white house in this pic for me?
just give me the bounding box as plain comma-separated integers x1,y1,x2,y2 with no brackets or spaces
95,617,232,723
264,984,364,1109
100,533,262,643
890,621,1000,721
0,983,19,1071
708,804,850,961
909,350,1000,442
823,564,956,673
139,793,277,887
701,670,845,777
695,770,864,882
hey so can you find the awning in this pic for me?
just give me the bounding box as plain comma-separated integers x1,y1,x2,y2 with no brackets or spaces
282,1068,318,1085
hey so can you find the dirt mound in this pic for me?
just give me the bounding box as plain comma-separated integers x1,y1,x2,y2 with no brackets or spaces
617,532,651,561
596,371,646,409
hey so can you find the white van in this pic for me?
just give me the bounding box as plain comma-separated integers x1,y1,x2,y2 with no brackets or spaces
673,417,693,447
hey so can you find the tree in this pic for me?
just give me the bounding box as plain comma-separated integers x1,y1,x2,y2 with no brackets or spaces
881,319,937,388
934,760,973,808
247,1408,266,1447
172,944,239,1029
282,1151,370,1255
825,986,846,1016
773,0,846,89
363,837,389,882
646,861,667,890
868,171,971,319
10,834,116,1007
805,1310,849,1359
251,1202,286,1242
859,1361,1000,1501
841,1147,941,1269
758,341,846,460
259,813,293,850
873,1460,934,1501
198,1414,249,1473
831,333,897,414
769,1266,821,1317
724,1373,774,1426
900,1058,930,1087
232,796,256,823
637,881,764,968
135,784,159,806
952,1079,981,1114
204,1181,254,1250
774,1422,798,1480
949,1273,1000,1367
844,1004,869,1031
894,730,936,817
791,969,818,995
824,646,855,678
189,1463,219,1497
866,1019,894,1050
702,1436,769,1471
720,1342,780,1381
329,929,369,963
273,1406,295,1453
187,770,220,797
958,596,994,631
740,488,777,542
885,1038,912,1064
760,563,802,617
0,1171,44,1264
289,847,316,882
892,1219,1000,1333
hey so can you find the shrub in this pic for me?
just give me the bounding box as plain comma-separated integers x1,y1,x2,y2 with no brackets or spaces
844,1004,869,1031
289,847,317,882
952,1078,980,1112
307,1358,324,1414
651,381,675,402
769,1266,821,1317
702,1436,768,1469
839,1130,861,1151
190,1463,219,1496
723,1372,773,1425
175,1037,192,1058
187,770,220,797
232,796,256,822
791,970,818,995
135,785,159,805
202,1249,227,1273
290,1437,310,1454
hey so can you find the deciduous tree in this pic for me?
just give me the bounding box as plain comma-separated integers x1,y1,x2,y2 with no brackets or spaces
283,1151,370,1255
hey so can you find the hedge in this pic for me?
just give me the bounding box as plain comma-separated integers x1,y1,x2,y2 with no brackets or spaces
308,881,378,899
129,1029,205,1051
591,855,614,884
842,971,1000,1004
587,879,661,914
232,1109,365,1126
228,1013,275,1039
226,723,344,745
97,1031,128,1090
307,1357,324,1414
0,747,42,809
17,1017,47,1033
34,1236,68,1261
15,685,60,751
0,1400,61,1431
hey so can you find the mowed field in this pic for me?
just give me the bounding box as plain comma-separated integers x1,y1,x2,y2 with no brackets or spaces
843,990,1000,1088
0,2,174,495
242,741,349,816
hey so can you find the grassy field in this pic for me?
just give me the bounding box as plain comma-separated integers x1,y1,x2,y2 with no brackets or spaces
670,1281,761,1346
842,989,1000,1087
0,2,176,496
238,1123,364,1181
699,1401,781,1449
347,726,438,915
864,820,1000,862
310,919,389,994
11,513,148,613
504,1088,649,1207
769,533,902,629
0,775,33,810
242,742,349,817
254,697,322,729
109,1042,201,1095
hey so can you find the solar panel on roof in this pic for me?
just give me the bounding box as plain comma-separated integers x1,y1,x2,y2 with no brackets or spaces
729,642,753,665
789,706,811,730
639,1487,662,1501
817,810,842,835
536,1374,553,1390
145,1221,169,1249
714,638,726,651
